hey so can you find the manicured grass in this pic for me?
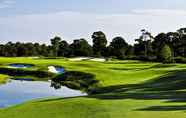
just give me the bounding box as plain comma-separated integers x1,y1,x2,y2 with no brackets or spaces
0,74,8,83
0,57,186,118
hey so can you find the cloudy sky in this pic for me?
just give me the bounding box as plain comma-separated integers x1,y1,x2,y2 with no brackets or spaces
1,0,186,44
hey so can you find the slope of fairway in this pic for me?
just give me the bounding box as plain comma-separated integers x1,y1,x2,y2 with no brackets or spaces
1,97,186,118
0,57,186,118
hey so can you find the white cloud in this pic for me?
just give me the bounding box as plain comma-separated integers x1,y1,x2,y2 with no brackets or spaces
1,10,186,45
0,0,15,9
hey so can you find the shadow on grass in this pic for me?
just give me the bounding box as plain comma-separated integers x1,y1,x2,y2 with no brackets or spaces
88,69,186,111
137,105,186,111
37,96,80,103
36,68,186,111
110,64,177,71
110,68,143,71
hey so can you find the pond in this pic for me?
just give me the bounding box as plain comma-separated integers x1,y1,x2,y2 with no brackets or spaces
0,80,87,108
8,63,34,68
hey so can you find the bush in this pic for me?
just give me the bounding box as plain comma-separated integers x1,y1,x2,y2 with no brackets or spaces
174,57,186,63
158,44,173,63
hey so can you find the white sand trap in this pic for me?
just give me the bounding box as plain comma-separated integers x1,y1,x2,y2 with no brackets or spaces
69,57,106,62
89,58,106,62
48,66,59,73
69,57,90,61
48,66,65,74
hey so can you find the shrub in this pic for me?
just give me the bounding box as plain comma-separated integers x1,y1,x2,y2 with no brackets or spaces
158,44,173,63
174,57,186,63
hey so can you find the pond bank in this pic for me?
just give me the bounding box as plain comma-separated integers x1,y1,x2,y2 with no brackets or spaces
0,74,8,83
0,67,54,80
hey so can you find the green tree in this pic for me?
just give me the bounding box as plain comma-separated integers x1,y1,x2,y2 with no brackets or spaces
140,29,153,57
50,36,61,57
109,36,128,59
4,42,17,57
15,42,27,57
58,40,70,57
152,33,167,55
126,45,134,57
177,28,186,57
158,44,173,63
39,44,49,57
134,29,153,57
92,31,107,57
70,39,92,56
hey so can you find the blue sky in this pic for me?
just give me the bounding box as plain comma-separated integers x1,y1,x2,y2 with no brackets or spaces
1,0,186,44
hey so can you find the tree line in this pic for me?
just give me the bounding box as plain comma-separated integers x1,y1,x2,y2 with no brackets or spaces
1,28,186,63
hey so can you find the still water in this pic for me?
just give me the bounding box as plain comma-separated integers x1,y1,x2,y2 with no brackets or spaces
0,80,87,108
8,63,34,68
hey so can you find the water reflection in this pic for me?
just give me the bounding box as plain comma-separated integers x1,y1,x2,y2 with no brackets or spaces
8,63,34,68
0,80,87,108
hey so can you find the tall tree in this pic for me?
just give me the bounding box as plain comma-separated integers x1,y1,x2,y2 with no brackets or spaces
2,42,17,57
15,42,27,57
39,44,49,57
152,33,167,55
134,29,153,57
92,31,107,57
126,45,134,57
58,40,70,57
109,36,128,59
140,29,153,57
177,28,186,57
50,36,61,57
70,39,92,57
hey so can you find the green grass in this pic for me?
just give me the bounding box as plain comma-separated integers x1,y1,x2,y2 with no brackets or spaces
0,57,186,118
0,74,8,83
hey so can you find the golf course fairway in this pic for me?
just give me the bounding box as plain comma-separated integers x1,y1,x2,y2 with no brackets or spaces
0,57,186,118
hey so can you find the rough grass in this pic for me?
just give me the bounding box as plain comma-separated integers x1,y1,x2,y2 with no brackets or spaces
0,57,186,118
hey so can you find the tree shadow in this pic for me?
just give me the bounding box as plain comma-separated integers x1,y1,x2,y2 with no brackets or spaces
45,68,186,111
110,68,144,71
87,69,186,111
110,64,177,71
37,96,80,103
137,105,186,111
149,64,177,69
